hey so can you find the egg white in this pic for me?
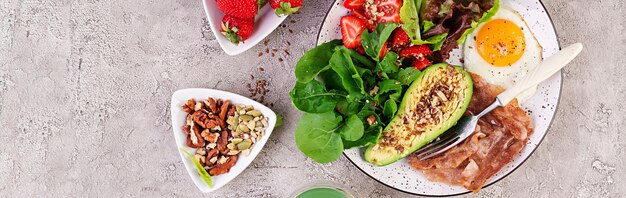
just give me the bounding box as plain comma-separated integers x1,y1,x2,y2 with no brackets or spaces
463,6,543,103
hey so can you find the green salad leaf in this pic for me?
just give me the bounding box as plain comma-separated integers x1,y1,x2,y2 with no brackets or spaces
295,40,342,83
457,0,500,44
290,80,345,113
180,148,213,188
339,115,365,141
361,23,399,60
295,112,344,163
330,47,366,96
400,0,423,43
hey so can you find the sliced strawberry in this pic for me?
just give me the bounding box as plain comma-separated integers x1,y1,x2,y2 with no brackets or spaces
356,46,366,55
344,0,366,9
350,9,375,31
412,58,432,71
340,16,366,49
378,42,388,59
365,0,401,23
390,28,410,51
399,45,433,59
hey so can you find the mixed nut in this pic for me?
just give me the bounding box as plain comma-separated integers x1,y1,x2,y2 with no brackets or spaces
182,97,268,176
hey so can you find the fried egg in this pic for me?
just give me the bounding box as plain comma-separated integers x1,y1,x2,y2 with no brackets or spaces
463,6,542,102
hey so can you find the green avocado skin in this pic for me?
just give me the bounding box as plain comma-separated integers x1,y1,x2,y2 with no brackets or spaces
364,64,473,166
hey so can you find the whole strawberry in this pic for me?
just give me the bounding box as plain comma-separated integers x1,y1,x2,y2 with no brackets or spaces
221,15,255,44
270,0,302,16
217,0,258,19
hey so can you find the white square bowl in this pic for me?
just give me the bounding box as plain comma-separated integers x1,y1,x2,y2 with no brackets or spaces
171,88,277,193
202,0,288,55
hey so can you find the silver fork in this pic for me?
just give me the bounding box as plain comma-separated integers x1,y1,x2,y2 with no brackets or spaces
414,43,583,160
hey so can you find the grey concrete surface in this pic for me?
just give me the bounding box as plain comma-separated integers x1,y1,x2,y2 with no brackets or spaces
0,0,624,197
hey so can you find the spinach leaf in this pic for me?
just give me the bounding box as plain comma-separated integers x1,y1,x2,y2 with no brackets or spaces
343,127,382,149
339,115,364,141
378,51,400,74
383,99,398,118
290,80,345,113
394,67,421,85
295,112,344,163
330,47,365,96
336,99,362,116
319,69,345,91
180,148,213,187
295,40,343,83
400,0,423,43
361,23,400,60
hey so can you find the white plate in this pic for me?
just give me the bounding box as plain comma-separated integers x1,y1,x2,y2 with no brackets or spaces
171,88,277,193
202,0,288,55
317,0,561,196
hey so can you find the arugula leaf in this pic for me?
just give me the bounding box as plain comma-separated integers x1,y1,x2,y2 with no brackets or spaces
383,99,398,118
295,40,343,83
339,115,365,141
361,23,399,60
347,48,376,69
394,67,421,85
295,112,344,163
330,47,366,96
457,0,500,44
400,0,423,43
378,79,403,94
290,81,345,113
180,148,212,188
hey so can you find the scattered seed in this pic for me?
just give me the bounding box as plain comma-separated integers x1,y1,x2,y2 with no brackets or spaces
283,50,290,55
287,41,291,46
288,29,293,33
265,48,269,53
259,67,265,72
278,58,283,62
258,52,263,57
290,20,296,23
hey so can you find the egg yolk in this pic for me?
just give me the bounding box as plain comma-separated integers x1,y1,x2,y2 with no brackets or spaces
476,19,526,67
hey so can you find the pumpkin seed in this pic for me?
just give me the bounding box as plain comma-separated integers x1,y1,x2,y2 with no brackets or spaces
237,140,252,150
255,121,263,128
226,142,236,150
227,150,240,155
238,124,249,132
247,121,256,132
248,110,262,117
240,114,253,121
244,105,254,111
231,138,243,144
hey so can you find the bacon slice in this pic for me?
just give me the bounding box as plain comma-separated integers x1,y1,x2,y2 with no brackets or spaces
408,73,534,192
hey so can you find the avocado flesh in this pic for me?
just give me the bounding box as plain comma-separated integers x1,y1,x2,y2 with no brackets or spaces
364,64,473,166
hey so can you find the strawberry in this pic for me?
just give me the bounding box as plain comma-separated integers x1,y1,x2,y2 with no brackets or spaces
344,0,366,9
356,46,366,55
379,42,388,59
340,16,366,49
364,0,401,23
389,28,410,51
270,0,302,16
351,9,376,31
217,0,258,19
399,45,432,59
411,58,432,71
221,15,255,44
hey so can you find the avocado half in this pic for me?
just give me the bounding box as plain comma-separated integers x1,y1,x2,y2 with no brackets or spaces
364,64,473,166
